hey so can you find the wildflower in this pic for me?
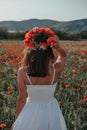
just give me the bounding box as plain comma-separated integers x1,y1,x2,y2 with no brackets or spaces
76,88,81,92
0,70,4,73
79,100,84,105
72,73,77,77
65,83,72,88
7,86,12,90
84,96,87,101
0,123,6,129
82,85,87,88
71,67,77,73
7,90,13,95
78,83,82,87
74,89,77,93
82,67,87,72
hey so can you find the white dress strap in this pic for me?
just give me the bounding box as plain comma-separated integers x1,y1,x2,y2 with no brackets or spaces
26,73,33,85
50,64,56,85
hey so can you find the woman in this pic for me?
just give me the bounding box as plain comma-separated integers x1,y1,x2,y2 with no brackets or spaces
12,27,67,130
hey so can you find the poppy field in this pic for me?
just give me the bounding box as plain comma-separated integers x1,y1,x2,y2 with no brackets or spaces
0,40,87,130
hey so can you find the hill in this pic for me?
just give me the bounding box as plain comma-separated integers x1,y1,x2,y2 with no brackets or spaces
0,18,87,33
53,19,87,33
0,19,58,31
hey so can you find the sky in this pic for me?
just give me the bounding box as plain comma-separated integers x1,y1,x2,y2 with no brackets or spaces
0,0,87,22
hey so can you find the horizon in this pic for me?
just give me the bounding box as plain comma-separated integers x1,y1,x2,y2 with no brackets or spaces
0,0,87,22
0,17,87,22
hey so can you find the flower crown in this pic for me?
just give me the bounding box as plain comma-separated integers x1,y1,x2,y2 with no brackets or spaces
23,27,59,50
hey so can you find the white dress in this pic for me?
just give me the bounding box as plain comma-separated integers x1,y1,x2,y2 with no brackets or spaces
13,64,67,130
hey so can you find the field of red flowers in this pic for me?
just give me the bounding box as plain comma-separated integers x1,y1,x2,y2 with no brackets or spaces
0,40,87,130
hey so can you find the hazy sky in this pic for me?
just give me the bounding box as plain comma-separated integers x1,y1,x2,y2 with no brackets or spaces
0,0,87,21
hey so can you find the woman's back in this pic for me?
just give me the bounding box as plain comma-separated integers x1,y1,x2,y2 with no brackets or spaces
12,27,67,130
18,55,66,87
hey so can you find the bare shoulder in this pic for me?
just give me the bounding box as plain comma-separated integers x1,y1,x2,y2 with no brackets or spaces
54,56,67,73
18,66,27,74
17,67,23,75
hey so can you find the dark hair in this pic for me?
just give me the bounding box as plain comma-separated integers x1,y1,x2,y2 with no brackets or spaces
22,32,54,77
34,32,50,44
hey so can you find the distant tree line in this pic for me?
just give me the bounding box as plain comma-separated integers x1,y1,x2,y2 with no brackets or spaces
0,27,25,40
51,28,87,41
0,27,87,41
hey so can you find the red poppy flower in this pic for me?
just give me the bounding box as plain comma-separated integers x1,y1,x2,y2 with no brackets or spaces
7,86,12,90
72,73,77,77
7,90,13,95
84,96,87,101
0,123,6,129
0,70,4,73
44,28,55,36
76,88,81,92
79,100,84,105
47,37,56,46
